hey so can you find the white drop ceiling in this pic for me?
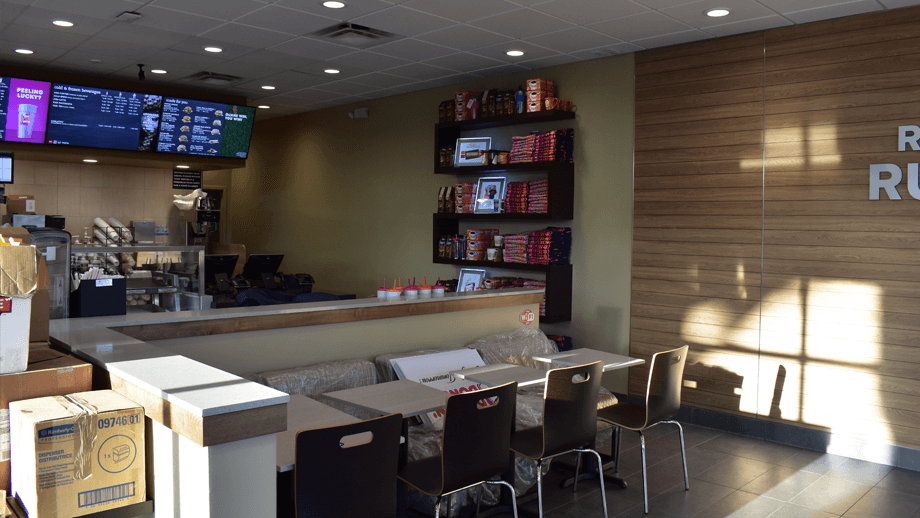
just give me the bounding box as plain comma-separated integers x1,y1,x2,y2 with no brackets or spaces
1,0,918,119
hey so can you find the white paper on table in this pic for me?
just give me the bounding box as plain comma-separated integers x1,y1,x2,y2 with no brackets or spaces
390,349,488,427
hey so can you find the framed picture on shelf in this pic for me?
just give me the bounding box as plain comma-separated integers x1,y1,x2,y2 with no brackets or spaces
473,177,506,214
454,137,492,167
457,268,486,292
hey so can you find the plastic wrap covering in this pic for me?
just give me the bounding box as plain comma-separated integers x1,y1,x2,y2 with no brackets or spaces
374,346,467,383
252,360,379,419
598,386,619,411
469,327,558,368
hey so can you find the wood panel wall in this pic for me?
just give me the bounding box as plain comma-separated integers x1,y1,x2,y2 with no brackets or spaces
632,7,920,450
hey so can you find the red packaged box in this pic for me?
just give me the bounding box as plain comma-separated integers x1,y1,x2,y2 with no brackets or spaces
467,240,490,251
527,90,552,102
526,78,555,94
527,101,542,112
466,251,486,261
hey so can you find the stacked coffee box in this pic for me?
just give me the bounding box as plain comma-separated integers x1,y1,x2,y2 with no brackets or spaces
453,183,477,213
525,78,572,112
466,229,499,262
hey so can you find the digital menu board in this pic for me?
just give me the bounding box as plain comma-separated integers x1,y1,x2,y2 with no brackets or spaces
157,98,254,158
1,77,52,144
46,84,164,151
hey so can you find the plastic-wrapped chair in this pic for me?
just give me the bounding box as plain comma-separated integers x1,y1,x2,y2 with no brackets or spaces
511,362,608,518
597,345,690,514
295,413,403,517
398,382,520,518
252,359,379,419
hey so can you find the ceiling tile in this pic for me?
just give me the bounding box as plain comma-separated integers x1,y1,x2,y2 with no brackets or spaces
93,22,191,47
371,38,456,61
0,42,68,63
757,0,868,13
234,5,339,36
631,28,712,47
279,88,344,101
531,0,650,25
385,62,458,80
168,36,257,60
631,0,706,7
234,78,303,95
147,0,267,21
141,48,227,70
111,63,199,83
351,5,456,37
469,8,576,39
0,2,29,20
31,0,143,19
468,64,529,78
206,60,286,80
268,37,353,60
414,24,513,51
275,0,393,20
134,5,226,35
294,64,372,81
72,37,161,61
49,50,137,72
504,0,554,6
388,82,430,94
323,51,413,71
347,72,417,87
422,73,471,87
469,40,560,62
878,0,920,6
312,80,381,95
257,94,317,108
524,27,624,54
259,70,334,88
568,42,645,60
400,0,520,23
588,10,695,41
782,0,884,23
200,23,295,48
516,53,582,69
423,52,506,73
661,0,778,29
703,14,792,37
3,23,91,48
13,7,114,36
232,49,320,69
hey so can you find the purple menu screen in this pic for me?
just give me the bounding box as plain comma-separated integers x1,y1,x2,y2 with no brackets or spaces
3,78,51,143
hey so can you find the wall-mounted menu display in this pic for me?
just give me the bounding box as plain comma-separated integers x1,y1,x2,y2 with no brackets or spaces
45,84,164,151
1,77,52,143
157,98,254,158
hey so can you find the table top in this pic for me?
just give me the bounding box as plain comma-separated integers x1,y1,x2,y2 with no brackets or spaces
322,379,449,419
451,363,547,388
533,348,645,372
276,394,360,472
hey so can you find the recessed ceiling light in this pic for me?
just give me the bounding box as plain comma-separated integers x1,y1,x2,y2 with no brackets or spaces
705,8,730,17
52,20,74,27
151,69,167,74
261,85,276,90
83,159,98,163
90,58,103,64
14,49,33,55
258,105,270,109
506,50,525,57
324,68,340,74
323,1,346,8
176,165,190,169
204,46,223,53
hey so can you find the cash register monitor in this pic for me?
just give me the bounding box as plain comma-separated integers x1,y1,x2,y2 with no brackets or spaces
0,152,13,184
205,254,238,291
241,254,284,286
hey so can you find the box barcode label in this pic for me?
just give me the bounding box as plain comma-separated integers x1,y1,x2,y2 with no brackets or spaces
78,482,135,507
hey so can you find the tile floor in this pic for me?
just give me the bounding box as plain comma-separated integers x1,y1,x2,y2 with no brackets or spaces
447,424,920,518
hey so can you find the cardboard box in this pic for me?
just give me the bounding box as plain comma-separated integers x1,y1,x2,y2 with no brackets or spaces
0,238,38,375
10,390,145,518
0,228,46,345
5,196,34,216
0,347,92,493
1,215,46,229
527,101,543,113
527,78,555,94
526,90,552,103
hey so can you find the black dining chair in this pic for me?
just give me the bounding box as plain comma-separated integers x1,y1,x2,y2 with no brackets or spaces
510,361,608,518
597,345,689,514
294,413,403,517
398,382,519,518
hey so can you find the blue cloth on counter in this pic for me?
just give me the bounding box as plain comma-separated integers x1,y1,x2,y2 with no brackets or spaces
236,289,340,307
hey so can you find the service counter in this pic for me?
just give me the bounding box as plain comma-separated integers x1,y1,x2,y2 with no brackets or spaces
49,289,544,518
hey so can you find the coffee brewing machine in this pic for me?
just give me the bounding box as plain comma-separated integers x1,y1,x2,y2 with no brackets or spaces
180,196,219,247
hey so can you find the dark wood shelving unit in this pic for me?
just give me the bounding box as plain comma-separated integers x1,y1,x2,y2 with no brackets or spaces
433,109,576,323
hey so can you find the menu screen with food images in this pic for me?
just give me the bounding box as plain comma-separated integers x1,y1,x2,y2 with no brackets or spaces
2,77,52,144
217,104,255,158
157,97,228,156
46,84,163,151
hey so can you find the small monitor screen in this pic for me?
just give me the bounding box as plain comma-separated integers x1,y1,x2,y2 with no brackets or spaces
241,254,284,281
0,77,52,144
0,152,12,183
204,254,238,287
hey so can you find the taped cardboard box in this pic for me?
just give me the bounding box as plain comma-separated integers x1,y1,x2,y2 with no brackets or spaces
10,390,144,518
0,228,47,344
4,197,34,216
0,235,38,375
0,347,92,493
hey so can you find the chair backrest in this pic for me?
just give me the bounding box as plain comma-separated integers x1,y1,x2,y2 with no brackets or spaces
441,382,518,493
295,413,403,518
542,361,603,457
644,345,689,426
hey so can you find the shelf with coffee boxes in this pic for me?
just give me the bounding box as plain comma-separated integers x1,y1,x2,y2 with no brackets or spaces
432,80,575,323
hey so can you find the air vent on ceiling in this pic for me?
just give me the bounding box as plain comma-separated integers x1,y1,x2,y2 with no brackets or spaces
182,71,243,85
310,23,400,49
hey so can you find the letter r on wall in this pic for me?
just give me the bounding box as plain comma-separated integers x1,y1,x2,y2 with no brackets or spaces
899,125,920,151
870,164,902,200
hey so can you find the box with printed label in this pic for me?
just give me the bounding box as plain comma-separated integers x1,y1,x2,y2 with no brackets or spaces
0,239,38,375
526,78,554,94
10,390,145,518
5,196,34,215
0,346,92,493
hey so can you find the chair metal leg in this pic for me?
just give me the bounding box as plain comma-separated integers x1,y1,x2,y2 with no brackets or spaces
639,431,648,514
475,485,481,518
537,459,545,517
573,452,582,493
435,496,442,518
614,427,621,474
483,479,519,518
587,450,609,518
664,421,690,491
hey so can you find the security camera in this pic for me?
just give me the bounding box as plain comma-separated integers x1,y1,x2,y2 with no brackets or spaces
137,64,146,81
